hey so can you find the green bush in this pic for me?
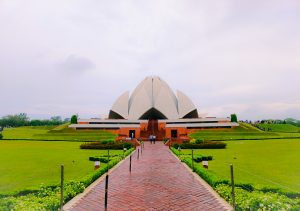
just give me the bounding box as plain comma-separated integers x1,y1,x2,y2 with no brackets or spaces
180,141,226,149
195,139,203,144
80,142,133,150
0,133,2,140
101,140,115,144
172,143,179,149
216,184,300,210
89,157,109,163
193,155,213,162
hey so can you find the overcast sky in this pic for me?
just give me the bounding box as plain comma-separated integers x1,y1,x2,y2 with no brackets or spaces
1,0,300,120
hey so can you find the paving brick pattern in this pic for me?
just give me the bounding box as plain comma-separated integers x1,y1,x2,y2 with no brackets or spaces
66,142,231,211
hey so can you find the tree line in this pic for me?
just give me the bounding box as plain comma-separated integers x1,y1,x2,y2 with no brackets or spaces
0,113,70,127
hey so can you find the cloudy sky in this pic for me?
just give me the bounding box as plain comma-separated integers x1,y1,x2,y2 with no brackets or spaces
1,0,300,120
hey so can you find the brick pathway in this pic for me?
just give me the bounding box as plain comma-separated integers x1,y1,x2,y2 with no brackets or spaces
65,142,231,211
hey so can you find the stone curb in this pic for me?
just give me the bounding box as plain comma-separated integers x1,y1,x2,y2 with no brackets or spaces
168,148,233,211
63,149,136,211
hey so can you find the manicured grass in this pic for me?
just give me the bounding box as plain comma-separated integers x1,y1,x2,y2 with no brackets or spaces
257,124,300,133
190,123,300,141
180,139,300,192
2,126,117,141
0,140,123,194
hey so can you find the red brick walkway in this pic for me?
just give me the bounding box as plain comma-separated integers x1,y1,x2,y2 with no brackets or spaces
65,142,231,211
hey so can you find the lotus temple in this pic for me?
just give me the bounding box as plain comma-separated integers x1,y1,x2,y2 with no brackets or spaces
69,76,238,140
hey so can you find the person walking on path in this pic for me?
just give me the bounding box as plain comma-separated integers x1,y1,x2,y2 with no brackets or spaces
153,135,156,144
149,134,153,144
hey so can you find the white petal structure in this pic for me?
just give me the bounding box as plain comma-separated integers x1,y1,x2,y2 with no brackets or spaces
109,76,198,120
109,91,129,119
177,90,198,118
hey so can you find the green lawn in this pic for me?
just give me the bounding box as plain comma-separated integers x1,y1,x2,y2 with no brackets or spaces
180,139,300,192
257,123,300,133
0,140,123,194
190,123,300,141
2,126,117,141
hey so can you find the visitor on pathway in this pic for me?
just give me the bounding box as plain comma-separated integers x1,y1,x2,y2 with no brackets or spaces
153,135,156,144
149,134,153,144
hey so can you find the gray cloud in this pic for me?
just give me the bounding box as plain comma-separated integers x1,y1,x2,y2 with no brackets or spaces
58,55,95,72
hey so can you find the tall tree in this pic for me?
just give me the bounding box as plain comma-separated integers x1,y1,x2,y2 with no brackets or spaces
231,114,238,123
71,115,78,124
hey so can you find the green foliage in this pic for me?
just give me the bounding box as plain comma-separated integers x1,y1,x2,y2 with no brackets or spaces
216,184,300,210
0,133,2,140
179,141,226,149
71,115,78,124
195,139,203,144
231,114,238,122
100,139,115,144
80,142,133,150
89,156,109,163
193,155,213,162
0,113,68,127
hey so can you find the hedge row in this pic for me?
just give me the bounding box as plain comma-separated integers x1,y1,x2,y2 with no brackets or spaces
80,142,133,150
193,155,213,162
89,157,109,163
173,141,226,149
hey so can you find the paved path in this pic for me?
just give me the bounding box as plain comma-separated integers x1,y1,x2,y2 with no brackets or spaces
65,142,231,211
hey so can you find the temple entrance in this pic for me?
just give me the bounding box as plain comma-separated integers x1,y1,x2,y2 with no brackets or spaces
139,119,165,141
129,130,136,138
148,119,158,137
171,130,178,138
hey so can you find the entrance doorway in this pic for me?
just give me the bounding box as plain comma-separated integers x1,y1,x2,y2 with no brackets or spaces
129,130,135,138
171,130,178,138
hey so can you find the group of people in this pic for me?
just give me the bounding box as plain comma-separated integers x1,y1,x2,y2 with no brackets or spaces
149,134,156,144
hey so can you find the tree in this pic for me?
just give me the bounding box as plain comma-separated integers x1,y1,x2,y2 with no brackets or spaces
71,115,78,124
231,114,238,123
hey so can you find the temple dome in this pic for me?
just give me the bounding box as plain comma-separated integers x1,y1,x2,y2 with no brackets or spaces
109,76,198,120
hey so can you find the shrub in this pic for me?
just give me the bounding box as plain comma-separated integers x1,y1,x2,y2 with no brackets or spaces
101,140,115,144
172,143,179,149
89,157,109,163
195,139,203,144
189,139,196,144
80,142,133,150
193,155,213,162
0,133,2,140
180,141,226,149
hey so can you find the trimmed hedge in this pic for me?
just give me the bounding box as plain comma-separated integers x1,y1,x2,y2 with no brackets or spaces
89,157,109,163
80,142,133,150
193,155,213,162
174,141,226,149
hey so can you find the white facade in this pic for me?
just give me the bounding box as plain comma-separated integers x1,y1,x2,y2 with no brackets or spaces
109,76,198,120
